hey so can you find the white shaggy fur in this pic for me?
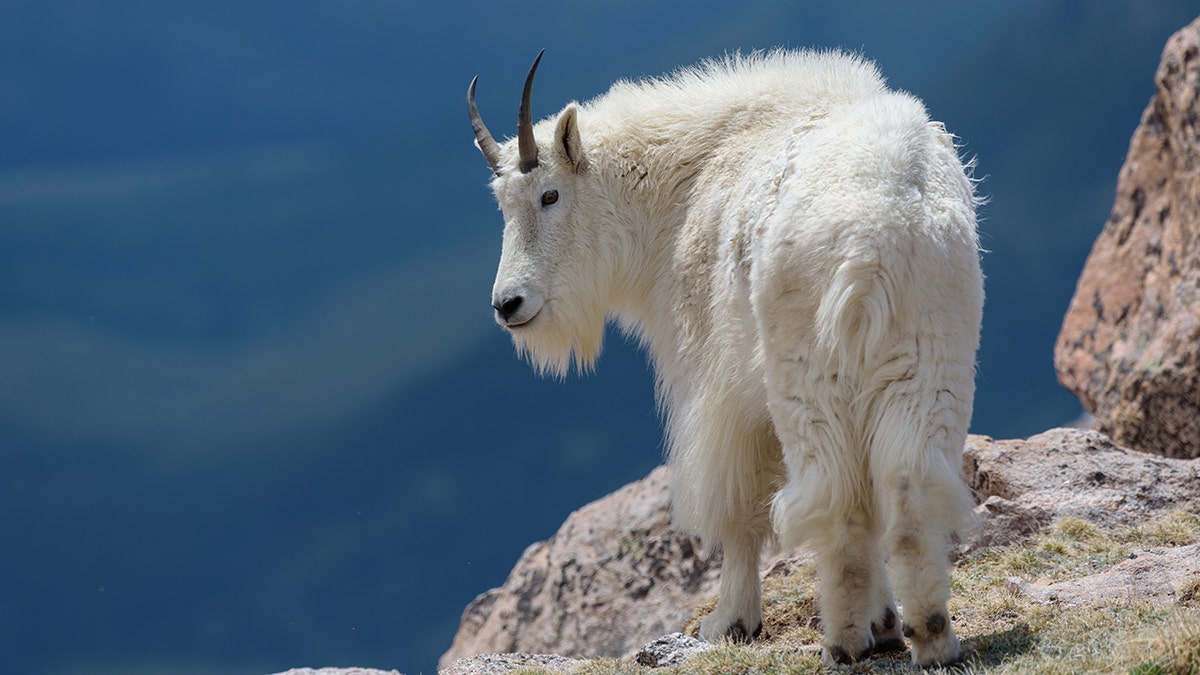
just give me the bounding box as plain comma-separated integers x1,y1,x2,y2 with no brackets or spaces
473,50,982,666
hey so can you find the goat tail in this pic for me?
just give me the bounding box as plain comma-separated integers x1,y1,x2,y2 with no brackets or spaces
813,257,894,377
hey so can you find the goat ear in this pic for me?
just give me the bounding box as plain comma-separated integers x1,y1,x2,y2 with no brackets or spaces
555,105,586,173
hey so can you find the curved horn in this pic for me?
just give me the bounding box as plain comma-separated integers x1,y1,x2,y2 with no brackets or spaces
517,49,545,173
467,76,503,175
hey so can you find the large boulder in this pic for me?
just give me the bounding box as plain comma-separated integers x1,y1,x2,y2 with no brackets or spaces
438,466,721,671
1055,16,1200,459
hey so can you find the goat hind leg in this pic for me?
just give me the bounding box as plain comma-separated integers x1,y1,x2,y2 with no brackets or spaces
811,509,894,664
866,542,905,654
881,469,966,666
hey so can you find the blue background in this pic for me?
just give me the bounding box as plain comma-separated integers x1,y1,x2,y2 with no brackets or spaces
2,2,1196,673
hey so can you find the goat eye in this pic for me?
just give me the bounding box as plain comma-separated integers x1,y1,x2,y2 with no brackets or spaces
540,189,559,206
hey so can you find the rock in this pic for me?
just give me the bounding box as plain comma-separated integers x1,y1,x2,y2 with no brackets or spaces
1055,16,1200,459
963,428,1200,543
437,634,713,675
633,632,713,668
1006,544,1200,607
438,465,721,670
968,495,1050,551
438,653,585,675
270,669,402,675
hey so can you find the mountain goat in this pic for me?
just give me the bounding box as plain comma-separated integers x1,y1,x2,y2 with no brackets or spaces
467,49,982,666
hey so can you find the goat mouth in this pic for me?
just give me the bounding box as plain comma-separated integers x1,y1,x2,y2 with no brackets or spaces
501,310,540,329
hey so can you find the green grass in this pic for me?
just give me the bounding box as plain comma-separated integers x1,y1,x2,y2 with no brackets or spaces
507,510,1200,674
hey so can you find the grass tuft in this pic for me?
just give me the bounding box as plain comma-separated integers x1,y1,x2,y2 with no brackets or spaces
1125,610,1200,675
1122,510,1200,549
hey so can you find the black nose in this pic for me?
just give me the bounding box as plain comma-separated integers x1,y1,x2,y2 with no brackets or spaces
493,296,524,322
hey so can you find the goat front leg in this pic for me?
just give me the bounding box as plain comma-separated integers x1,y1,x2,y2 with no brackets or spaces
699,526,764,642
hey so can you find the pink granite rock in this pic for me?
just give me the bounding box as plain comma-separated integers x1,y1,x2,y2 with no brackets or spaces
963,428,1200,533
1006,544,1200,607
438,466,720,670
1055,16,1200,459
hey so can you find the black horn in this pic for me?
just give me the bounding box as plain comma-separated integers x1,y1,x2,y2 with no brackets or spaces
467,76,503,175
517,49,545,173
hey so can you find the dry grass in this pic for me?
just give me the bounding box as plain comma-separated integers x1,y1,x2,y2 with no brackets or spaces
1126,610,1200,674
510,510,1200,674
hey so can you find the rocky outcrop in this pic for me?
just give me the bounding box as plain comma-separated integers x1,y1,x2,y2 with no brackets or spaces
1006,544,1200,608
439,428,1200,674
272,662,403,667
438,653,585,675
963,428,1200,535
1055,16,1200,459
438,466,721,671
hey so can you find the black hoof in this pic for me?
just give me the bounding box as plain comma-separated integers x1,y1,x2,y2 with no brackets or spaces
872,637,908,654
727,618,762,643
826,639,875,664
871,607,903,653
826,644,854,664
